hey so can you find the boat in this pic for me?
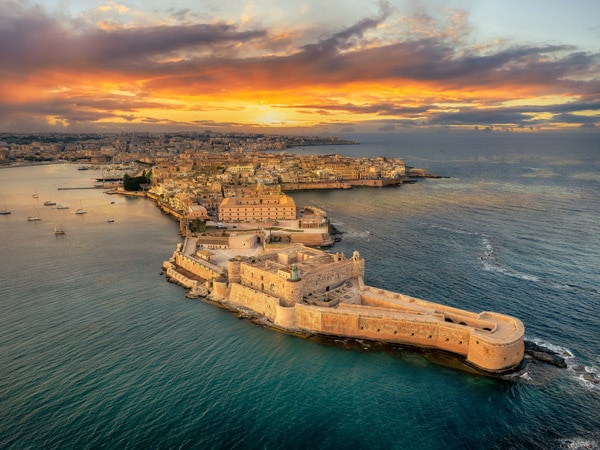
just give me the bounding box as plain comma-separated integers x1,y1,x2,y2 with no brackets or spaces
32,193,38,199
0,198,10,215
56,204,69,210
27,214,42,221
75,200,87,215
54,225,65,235
43,201,56,206
107,219,115,223
77,166,89,171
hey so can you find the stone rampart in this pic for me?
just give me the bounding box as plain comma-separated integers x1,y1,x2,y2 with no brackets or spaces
228,283,280,322
290,232,332,247
290,301,522,372
281,182,351,191
174,253,223,281
164,262,200,290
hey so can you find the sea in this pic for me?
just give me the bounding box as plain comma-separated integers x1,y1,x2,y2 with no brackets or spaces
0,132,598,449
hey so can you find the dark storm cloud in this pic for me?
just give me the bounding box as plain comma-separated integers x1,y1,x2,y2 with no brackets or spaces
0,2,267,72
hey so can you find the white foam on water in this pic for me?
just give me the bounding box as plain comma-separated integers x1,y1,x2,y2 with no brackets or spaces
529,337,575,360
528,337,600,389
518,371,532,382
559,437,599,449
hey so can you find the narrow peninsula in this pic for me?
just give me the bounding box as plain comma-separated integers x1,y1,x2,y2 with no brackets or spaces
163,239,525,374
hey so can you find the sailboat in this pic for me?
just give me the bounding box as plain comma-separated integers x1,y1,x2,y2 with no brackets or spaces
54,224,65,235
75,200,86,215
27,209,42,221
0,198,10,215
44,189,56,206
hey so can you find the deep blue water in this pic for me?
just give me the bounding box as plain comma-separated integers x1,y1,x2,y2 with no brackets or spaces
0,132,599,449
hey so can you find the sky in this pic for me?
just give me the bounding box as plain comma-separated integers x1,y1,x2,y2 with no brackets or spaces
1,0,599,134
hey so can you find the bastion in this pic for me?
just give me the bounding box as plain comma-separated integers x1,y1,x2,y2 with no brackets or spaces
165,244,525,374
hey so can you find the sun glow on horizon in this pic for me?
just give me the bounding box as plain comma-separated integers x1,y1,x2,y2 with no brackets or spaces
0,1,598,133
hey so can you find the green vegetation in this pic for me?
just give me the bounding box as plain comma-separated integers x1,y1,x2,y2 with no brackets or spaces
123,170,152,191
24,155,53,162
189,219,206,233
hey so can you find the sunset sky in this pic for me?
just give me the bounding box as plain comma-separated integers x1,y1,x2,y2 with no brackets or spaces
1,0,599,134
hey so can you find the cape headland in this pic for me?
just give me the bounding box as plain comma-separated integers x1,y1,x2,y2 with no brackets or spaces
163,242,525,374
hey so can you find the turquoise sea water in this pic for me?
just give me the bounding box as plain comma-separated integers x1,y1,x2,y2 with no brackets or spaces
0,132,599,449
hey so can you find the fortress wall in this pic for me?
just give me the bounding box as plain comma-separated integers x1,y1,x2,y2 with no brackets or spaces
300,260,355,293
282,281,304,306
175,253,222,281
360,294,426,313
275,305,297,329
348,179,384,187
293,305,476,360
227,259,242,284
231,293,520,372
295,304,323,330
281,182,351,191
467,334,524,372
361,293,498,331
321,311,359,334
228,233,260,249
240,265,292,303
166,266,199,290
236,258,357,307
352,258,365,279
355,317,471,357
228,283,280,322
361,287,501,330
290,233,330,247
212,279,229,299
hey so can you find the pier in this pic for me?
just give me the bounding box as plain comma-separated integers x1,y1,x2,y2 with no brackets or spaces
57,186,99,190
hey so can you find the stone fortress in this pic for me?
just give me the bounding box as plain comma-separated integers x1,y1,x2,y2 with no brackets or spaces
164,243,525,374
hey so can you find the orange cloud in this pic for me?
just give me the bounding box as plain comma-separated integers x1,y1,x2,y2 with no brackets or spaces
0,2,598,133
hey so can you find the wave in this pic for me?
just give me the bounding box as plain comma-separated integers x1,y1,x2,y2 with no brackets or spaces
341,229,371,239
430,224,478,236
430,224,599,296
558,437,600,449
527,337,599,390
480,237,599,296
479,235,542,281
527,337,575,361
431,224,543,281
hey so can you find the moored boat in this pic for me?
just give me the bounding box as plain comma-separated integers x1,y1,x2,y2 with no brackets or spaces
0,199,10,215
